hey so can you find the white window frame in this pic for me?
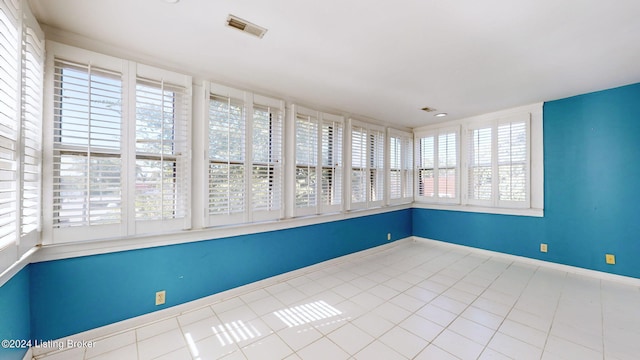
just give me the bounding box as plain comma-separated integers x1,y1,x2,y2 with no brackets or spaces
414,126,460,204
388,128,413,205
206,82,284,226
131,64,192,234
43,42,192,244
291,105,344,217
250,93,284,222
464,115,531,209
414,103,543,217
348,119,385,210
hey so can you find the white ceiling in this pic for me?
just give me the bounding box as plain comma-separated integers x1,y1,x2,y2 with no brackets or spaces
29,0,640,128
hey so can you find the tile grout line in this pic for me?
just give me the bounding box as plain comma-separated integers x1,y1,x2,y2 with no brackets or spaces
537,270,568,360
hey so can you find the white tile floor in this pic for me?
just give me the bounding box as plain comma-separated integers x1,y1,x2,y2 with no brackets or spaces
34,240,640,360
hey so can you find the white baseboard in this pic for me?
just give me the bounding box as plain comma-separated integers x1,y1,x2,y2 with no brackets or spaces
31,238,410,358
412,236,640,287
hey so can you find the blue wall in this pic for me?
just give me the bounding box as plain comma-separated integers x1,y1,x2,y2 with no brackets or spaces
414,82,640,278
29,209,411,341
0,267,31,360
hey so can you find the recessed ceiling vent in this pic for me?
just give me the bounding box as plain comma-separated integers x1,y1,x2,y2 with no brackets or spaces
421,107,437,112
226,15,268,38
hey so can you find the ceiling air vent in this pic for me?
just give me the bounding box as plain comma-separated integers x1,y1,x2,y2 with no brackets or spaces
226,15,268,38
421,107,437,112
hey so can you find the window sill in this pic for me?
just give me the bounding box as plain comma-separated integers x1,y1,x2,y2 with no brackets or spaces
412,202,544,217
33,204,413,263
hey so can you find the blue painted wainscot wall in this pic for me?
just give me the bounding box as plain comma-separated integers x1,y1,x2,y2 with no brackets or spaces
0,268,31,360
28,209,411,343
413,82,640,279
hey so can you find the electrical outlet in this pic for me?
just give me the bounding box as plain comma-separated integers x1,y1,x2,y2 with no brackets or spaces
155,290,166,305
605,254,616,265
540,243,548,253
387,233,391,241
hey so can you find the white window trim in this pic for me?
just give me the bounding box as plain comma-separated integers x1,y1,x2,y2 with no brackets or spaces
414,125,461,205
348,118,386,210
387,128,413,205
251,93,285,222
43,41,192,244
291,104,320,217
291,105,345,217
413,103,544,217
131,64,193,234
205,81,285,226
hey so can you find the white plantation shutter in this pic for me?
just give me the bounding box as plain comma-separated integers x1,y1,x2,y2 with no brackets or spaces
251,95,283,221
293,105,343,216
389,129,413,204
498,118,529,206
369,128,385,205
134,73,190,232
350,120,385,209
413,105,541,213
390,137,402,200
52,59,123,236
0,0,20,250
208,84,284,225
350,124,367,208
464,115,529,208
417,135,434,199
320,112,343,212
438,131,457,199
294,106,318,216
416,127,459,203
47,43,195,243
208,92,246,225
404,135,414,200
20,20,44,247
467,125,493,205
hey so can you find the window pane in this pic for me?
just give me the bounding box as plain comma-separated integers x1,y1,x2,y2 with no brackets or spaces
420,136,434,169
295,113,318,210
438,132,457,198
252,105,282,212
135,79,187,221
295,166,316,207
321,121,342,207
369,130,384,202
468,127,492,201
135,159,178,219
54,63,122,149
351,168,366,203
418,169,434,197
209,95,246,215
498,121,527,201
53,60,123,227
209,163,245,214
351,127,366,168
418,136,434,197
209,96,244,161
295,115,317,166
53,154,121,227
